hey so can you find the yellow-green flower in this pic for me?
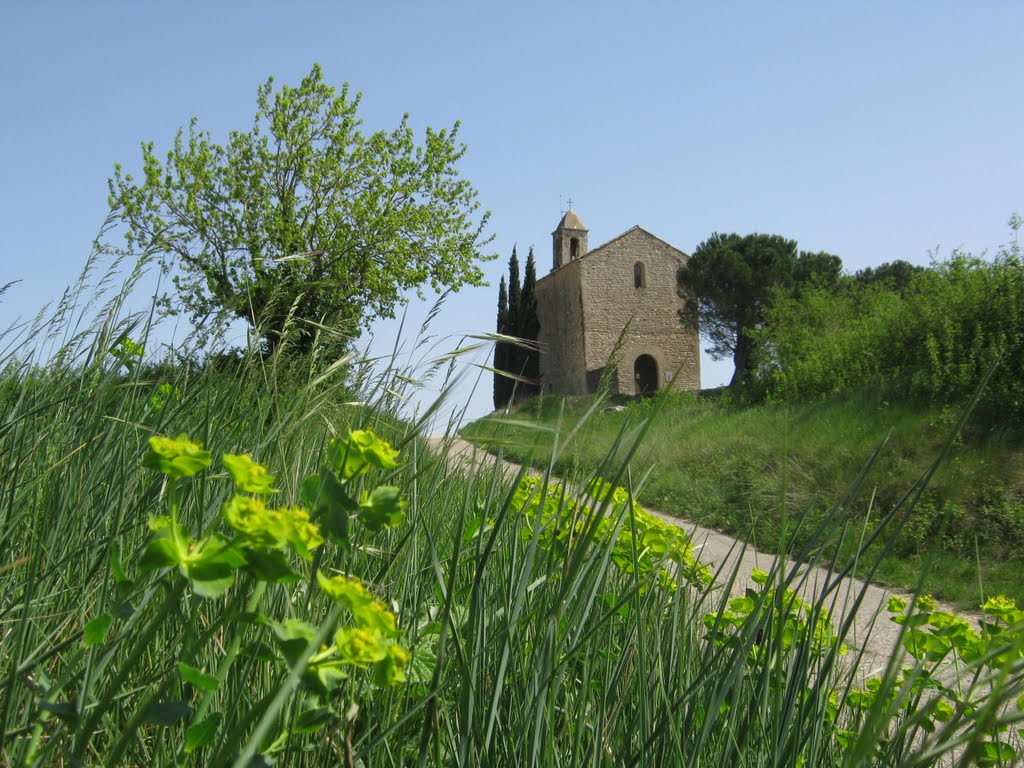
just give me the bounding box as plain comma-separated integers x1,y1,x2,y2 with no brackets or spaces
335,626,389,665
887,595,908,613
318,573,400,636
143,434,212,478
982,594,1017,619
913,594,937,612
224,496,284,548
328,429,400,479
373,643,410,686
222,453,277,494
223,496,323,557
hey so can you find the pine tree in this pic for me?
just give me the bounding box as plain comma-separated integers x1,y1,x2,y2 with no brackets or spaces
494,275,509,408
519,247,540,395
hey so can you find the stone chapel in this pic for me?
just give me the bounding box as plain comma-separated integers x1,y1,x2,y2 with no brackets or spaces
535,210,701,396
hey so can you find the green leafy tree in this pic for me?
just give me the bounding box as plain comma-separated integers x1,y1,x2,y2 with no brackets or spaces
677,232,842,387
109,64,494,353
853,260,926,292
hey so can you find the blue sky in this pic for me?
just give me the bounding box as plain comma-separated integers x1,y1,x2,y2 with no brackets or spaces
2,3,1022,424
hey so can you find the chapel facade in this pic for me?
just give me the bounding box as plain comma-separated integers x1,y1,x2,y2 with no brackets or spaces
535,210,701,396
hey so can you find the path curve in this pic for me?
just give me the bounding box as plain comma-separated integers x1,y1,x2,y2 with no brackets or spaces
426,435,976,677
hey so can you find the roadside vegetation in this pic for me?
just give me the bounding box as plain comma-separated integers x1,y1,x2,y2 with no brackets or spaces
462,387,1024,609
3,250,1023,765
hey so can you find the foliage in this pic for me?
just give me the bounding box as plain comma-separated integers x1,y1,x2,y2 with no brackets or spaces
493,244,540,407
519,247,541,389
839,594,1024,765
707,576,1024,765
753,245,1024,420
84,428,409,761
512,475,713,590
853,259,927,292
109,64,493,353
677,231,842,387
463,389,1024,608
749,281,909,402
493,275,508,408
3,247,1024,766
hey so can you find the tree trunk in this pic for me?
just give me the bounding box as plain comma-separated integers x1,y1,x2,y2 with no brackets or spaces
730,332,754,388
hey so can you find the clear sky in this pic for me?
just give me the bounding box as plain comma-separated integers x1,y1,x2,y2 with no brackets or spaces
2,3,1022,426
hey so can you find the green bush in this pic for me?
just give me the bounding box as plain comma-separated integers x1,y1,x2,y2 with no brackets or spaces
753,247,1024,420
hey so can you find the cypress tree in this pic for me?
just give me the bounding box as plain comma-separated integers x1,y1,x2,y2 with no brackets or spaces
506,246,521,341
505,246,523,397
519,247,540,395
494,275,509,408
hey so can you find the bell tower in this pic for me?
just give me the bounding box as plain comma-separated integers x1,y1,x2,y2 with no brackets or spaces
551,209,588,271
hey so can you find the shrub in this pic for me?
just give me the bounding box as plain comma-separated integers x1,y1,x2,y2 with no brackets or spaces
752,247,1024,420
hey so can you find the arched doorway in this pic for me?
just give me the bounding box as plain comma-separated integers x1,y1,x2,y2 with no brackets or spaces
634,354,658,395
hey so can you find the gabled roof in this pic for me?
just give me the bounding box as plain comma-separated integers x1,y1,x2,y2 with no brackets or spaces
582,225,688,262
537,225,688,286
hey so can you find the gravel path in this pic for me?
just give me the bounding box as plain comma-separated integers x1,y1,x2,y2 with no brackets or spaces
425,435,976,678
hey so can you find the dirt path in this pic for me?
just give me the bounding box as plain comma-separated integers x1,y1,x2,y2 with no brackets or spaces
426,435,972,677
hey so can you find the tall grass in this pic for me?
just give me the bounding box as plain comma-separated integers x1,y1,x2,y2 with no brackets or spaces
1,251,1022,765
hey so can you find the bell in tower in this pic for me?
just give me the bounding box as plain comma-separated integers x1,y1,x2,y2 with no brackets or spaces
551,209,588,271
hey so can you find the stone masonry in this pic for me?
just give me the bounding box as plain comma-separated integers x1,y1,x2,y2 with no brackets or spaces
535,210,700,397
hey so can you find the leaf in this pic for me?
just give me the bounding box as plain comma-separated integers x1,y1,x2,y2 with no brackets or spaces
242,640,279,663
185,535,246,582
304,661,347,695
139,537,183,571
109,541,129,583
978,740,1017,767
183,537,245,598
357,486,406,531
307,469,354,546
190,573,235,599
348,429,400,471
272,618,317,666
141,699,191,726
112,599,135,619
727,597,755,615
300,473,322,508
372,643,410,686
244,549,298,583
185,713,222,753
177,662,220,691
293,706,336,734
83,614,113,648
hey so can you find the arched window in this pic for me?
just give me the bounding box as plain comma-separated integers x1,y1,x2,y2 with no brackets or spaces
634,261,646,288
570,237,580,261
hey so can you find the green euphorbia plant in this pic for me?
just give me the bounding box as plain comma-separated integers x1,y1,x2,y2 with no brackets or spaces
80,428,410,762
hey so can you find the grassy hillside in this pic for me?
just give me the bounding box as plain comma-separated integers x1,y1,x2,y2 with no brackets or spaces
2,257,1023,764
462,389,1024,609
